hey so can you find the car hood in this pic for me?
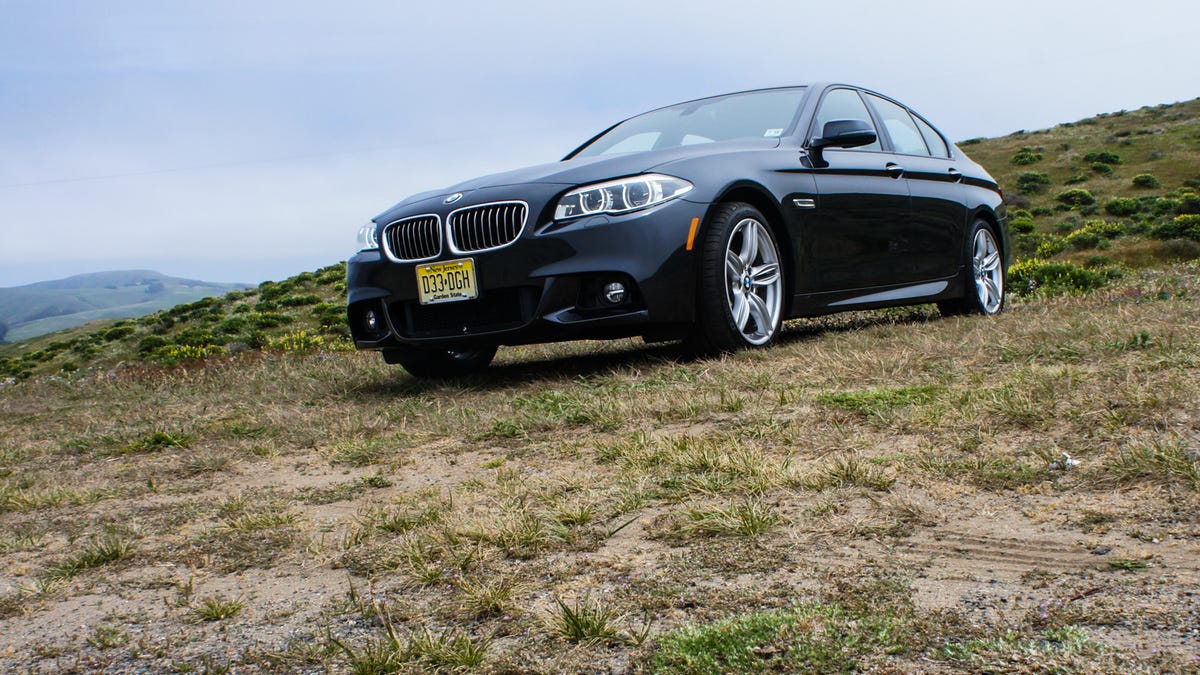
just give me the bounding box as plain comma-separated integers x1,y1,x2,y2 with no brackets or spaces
379,139,780,215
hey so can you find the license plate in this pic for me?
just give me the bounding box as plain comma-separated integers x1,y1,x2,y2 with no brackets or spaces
416,258,478,305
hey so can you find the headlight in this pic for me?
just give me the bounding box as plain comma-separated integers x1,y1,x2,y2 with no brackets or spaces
555,174,693,220
356,223,379,251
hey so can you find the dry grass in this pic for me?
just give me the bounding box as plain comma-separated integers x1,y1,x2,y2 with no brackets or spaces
1,263,1198,671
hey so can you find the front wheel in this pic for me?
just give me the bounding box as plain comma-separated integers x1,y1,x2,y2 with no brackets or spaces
383,344,497,379
686,202,786,356
938,220,1005,317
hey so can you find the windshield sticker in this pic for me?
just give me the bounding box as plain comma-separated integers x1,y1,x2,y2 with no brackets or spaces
763,128,784,137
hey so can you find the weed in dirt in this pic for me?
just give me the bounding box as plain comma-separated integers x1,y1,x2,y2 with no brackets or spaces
1107,559,1150,572
192,595,246,621
678,498,782,538
87,625,130,649
816,384,941,418
551,594,624,645
456,576,517,619
1105,440,1199,489
806,455,895,491
41,534,133,581
648,600,907,674
121,430,192,454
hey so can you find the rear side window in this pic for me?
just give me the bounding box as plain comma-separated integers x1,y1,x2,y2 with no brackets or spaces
865,93,928,156
913,115,950,158
813,88,881,152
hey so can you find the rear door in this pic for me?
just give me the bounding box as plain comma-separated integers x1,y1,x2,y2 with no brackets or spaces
863,93,965,281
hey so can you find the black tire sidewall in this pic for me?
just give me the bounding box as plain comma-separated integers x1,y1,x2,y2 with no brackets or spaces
691,202,783,354
964,219,1005,315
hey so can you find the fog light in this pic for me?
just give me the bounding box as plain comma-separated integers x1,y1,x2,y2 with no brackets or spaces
602,282,627,305
364,309,380,332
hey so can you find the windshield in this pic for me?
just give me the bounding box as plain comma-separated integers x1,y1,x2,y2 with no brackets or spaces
570,87,808,158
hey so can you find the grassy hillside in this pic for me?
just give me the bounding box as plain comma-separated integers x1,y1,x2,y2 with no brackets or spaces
0,270,247,343
0,264,346,381
960,97,1200,270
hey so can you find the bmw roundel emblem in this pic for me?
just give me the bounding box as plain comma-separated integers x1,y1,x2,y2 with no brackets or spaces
444,192,463,205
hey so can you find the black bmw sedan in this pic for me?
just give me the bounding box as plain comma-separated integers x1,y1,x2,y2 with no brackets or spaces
347,83,1008,378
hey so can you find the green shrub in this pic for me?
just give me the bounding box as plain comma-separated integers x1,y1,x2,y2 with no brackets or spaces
1151,214,1200,241
1083,151,1122,165
1015,172,1051,194
314,263,347,285
267,331,325,353
100,326,135,342
1013,233,1052,259
312,303,347,326
1179,195,1200,214
246,312,294,329
1080,220,1123,239
1064,175,1088,185
278,294,321,307
136,335,169,356
1104,198,1141,217
1152,195,1180,213
1034,236,1067,259
60,361,79,373
1132,173,1160,189
1011,147,1043,165
215,317,248,335
1009,218,1036,234
1055,189,1095,207
1064,230,1101,250
174,328,223,347
1090,162,1113,176
1031,207,1054,216
155,344,223,365
1008,260,1108,297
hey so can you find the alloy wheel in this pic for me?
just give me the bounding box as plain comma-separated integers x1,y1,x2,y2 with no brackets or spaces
723,218,783,345
972,228,1003,314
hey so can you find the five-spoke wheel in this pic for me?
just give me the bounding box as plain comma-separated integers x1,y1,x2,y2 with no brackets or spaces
938,219,1005,316
689,202,786,355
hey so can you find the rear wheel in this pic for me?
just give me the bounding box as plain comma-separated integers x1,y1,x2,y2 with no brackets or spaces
938,220,1004,317
686,202,785,356
383,344,497,379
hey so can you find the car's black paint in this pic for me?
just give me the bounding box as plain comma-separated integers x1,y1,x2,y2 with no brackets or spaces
348,83,1007,357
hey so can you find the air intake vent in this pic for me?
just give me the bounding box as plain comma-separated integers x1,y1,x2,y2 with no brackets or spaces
448,201,528,254
383,215,441,262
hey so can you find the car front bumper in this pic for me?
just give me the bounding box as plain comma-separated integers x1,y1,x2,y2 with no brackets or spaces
347,189,710,350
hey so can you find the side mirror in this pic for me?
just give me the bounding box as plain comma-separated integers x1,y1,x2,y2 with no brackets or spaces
808,119,877,167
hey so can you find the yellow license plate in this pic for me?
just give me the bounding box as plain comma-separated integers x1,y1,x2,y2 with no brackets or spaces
416,258,478,305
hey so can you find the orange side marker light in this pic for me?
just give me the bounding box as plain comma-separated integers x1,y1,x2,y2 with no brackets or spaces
685,217,700,251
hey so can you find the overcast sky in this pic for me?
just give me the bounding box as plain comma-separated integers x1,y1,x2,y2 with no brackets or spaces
1,0,1196,287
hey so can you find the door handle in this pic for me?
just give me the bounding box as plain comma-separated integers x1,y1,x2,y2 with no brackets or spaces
948,168,963,182
885,162,904,178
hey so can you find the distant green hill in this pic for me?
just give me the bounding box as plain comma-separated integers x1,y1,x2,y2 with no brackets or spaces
0,270,248,342
959,97,1200,267
0,264,346,380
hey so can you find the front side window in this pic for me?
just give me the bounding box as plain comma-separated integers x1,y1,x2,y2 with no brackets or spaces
865,93,929,156
812,88,881,152
571,88,807,158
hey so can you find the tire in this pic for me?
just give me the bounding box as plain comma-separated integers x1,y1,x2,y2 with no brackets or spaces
383,344,497,379
938,219,1005,317
686,202,786,356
